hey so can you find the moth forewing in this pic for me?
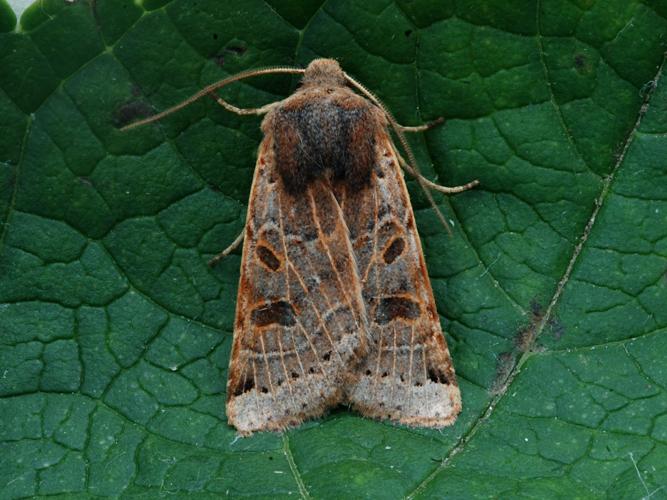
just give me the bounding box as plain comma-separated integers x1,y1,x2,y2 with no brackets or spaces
345,134,462,426
226,137,368,434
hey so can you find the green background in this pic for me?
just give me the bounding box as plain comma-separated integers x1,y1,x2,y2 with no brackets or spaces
1,0,666,498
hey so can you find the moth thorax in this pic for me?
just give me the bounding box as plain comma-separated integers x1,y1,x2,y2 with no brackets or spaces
302,58,346,87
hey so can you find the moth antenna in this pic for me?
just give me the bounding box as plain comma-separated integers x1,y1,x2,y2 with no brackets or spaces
120,66,306,131
344,72,455,234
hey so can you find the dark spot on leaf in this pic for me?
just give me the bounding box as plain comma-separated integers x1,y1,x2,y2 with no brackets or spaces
251,301,295,327
574,54,586,70
225,45,247,55
404,30,413,37
112,100,153,128
257,245,280,271
212,32,218,40
374,297,420,324
383,237,405,263
530,299,544,318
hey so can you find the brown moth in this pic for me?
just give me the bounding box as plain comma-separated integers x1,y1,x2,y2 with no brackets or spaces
122,59,478,435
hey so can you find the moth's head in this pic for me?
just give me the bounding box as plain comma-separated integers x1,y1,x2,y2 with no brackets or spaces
302,59,346,87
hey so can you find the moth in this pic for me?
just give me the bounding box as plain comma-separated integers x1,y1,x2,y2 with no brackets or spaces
123,59,478,434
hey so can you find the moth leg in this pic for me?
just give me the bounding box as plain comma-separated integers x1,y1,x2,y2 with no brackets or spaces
396,151,479,194
208,229,244,267
395,116,444,133
208,92,277,116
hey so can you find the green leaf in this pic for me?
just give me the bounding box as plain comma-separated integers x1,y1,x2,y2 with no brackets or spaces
1,1,666,498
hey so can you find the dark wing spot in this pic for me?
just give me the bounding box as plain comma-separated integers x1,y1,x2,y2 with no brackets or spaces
232,376,255,397
383,237,405,264
428,367,449,385
301,226,319,242
374,297,421,325
251,301,296,327
291,371,300,379
257,245,280,271
322,352,331,361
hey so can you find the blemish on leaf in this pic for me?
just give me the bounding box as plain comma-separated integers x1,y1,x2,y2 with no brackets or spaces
226,44,247,55
113,100,153,129
490,351,515,395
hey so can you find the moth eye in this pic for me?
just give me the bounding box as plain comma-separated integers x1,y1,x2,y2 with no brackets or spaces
256,245,281,271
383,237,405,264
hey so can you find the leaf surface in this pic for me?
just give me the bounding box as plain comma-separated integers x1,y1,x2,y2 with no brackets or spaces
1,1,666,498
